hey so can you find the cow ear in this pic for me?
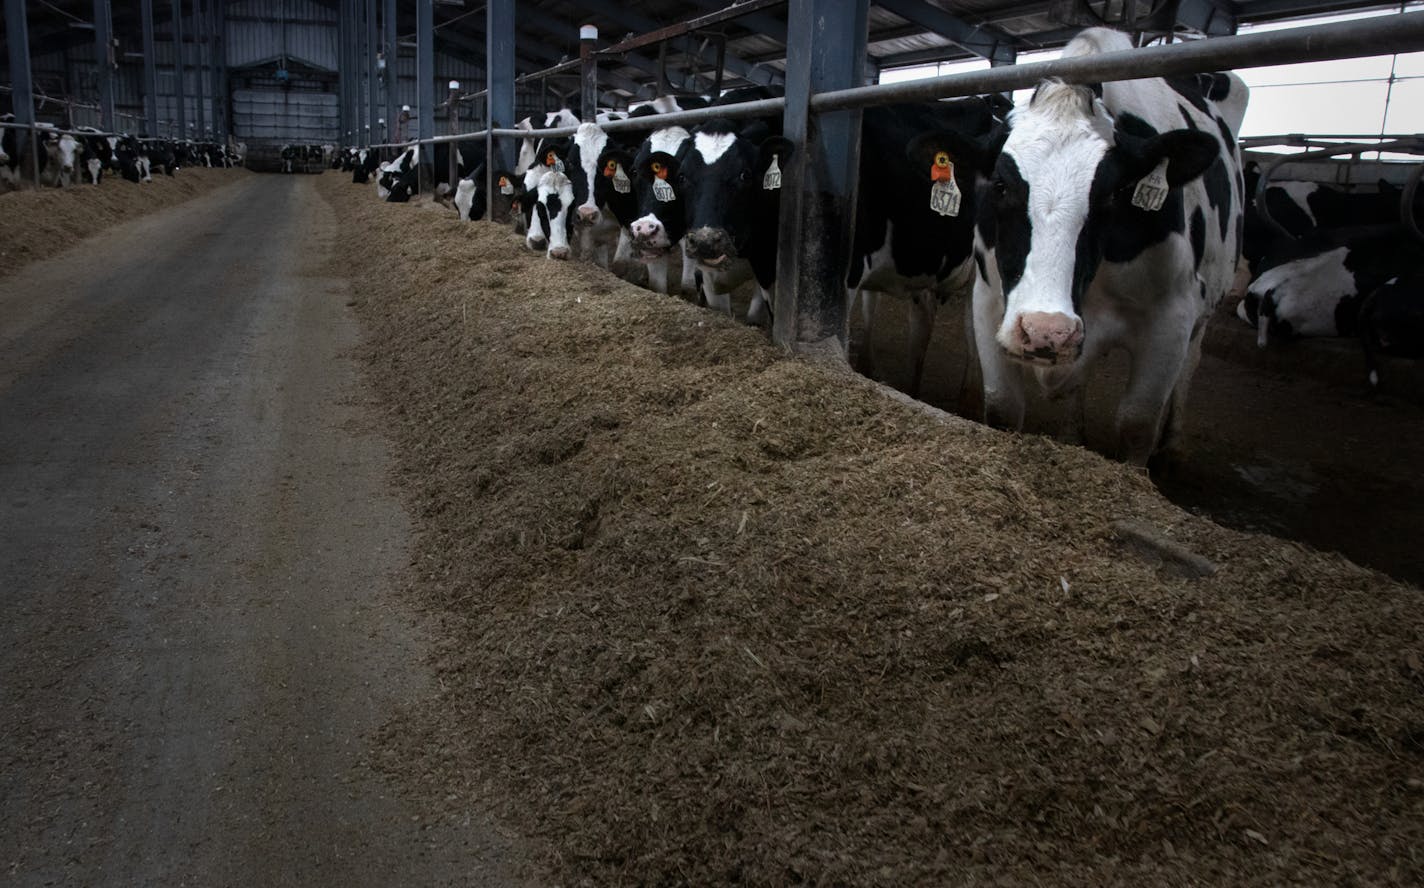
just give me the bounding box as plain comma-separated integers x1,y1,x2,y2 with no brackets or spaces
758,136,793,169
1114,128,1219,187
906,126,1003,178
641,150,680,180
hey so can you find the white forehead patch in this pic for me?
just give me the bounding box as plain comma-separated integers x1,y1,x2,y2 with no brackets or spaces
649,127,691,157
575,123,608,209
694,131,737,164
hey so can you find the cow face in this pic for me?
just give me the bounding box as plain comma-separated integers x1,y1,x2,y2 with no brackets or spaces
526,171,575,259
567,122,610,228
978,81,1218,366
624,127,692,260
44,132,82,183
678,122,792,270
593,148,639,228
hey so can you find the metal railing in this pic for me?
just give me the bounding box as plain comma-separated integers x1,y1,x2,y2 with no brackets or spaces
1,120,233,187
346,11,1424,221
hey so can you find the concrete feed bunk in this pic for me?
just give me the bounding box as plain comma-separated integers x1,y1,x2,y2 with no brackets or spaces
323,175,1424,887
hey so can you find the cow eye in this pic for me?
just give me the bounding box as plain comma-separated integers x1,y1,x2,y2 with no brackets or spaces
993,177,1006,195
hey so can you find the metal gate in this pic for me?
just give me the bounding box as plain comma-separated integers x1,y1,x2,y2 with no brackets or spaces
231,88,337,142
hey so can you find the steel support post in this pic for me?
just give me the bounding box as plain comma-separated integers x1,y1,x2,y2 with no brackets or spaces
192,0,206,137
579,24,597,121
367,0,378,147
209,0,225,141
337,0,349,143
5,0,37,183
141,0,159,135
447,81,459,186
417,0,435,192
384,0,397,148
172,0,186,138
773,0,868,354
486,0,515,220
93,0,116,131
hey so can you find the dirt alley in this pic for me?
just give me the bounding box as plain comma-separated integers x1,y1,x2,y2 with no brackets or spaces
0,175,518,886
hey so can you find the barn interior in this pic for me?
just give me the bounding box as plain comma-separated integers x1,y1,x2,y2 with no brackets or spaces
3,2,1424,886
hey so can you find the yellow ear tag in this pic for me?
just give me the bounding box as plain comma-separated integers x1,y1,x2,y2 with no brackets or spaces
930,151,954,183
929,151,961,217
650,162,674,202
603,160,617,177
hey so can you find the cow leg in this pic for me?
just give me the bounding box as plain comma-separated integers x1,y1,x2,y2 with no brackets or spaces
973,279,1025,430
680,249,699,298
1154,322,1207,467
907,290,939,398
701,271,733,316
856,287,878,378
1033,364,1088,445
1118,322,1194,466
611,230,633,275
957,294,984,419
646,256,669,294
746,283,774,327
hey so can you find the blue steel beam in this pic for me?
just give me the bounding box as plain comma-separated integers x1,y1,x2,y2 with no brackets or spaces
417,0,435,187
486,0,515,219
774,0,869,351
92,0,117,130
192,0,206,136
367,0,378,146
565,0,783,86
141,0,159,134
171,0,186,137
209,0,225,140
384,0,397,144
875,0,1018,65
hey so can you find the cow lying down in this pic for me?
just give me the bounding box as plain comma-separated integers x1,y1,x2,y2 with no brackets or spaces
1236,228,1414,345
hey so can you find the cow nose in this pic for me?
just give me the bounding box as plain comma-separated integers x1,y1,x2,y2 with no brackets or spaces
1014,311,1084,360
577,206,599,224
527,235,548,251
631,219,661,240
685,227,731,260
549,245,570,260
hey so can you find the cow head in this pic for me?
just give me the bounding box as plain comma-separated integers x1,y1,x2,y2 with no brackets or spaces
490,169,520,224
677,120,792,270
44,132,82,181
592,147,640,228
567,122,611,229
626,127,691,260
526,170,575,259
973,80,1219,366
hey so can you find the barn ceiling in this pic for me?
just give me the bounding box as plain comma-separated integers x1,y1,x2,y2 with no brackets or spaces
3,0,1413,105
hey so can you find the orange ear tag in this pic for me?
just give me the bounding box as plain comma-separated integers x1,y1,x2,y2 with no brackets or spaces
650,162,674,202
930,151,954,183
498,175,513,195
929,151,961,217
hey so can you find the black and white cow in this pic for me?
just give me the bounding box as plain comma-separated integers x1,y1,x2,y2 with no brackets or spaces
37,126,81,188
1242,165,1409,270
601,126,699,295
559,121,638,268
1237,228,1413,346
965,28,1248,465
1359,268,1424,388
514,109,580,175
672,117,791,322
74,126,118,185
852,98,1004,394
525,170,576,259
0,114,19,189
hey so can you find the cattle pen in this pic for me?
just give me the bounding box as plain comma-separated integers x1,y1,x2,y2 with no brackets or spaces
4,2,1424,887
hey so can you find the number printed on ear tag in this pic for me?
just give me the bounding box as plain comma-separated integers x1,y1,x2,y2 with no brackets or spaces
763,155,782,190
612,165,631,194
653,177,675,202
1132,158,1170,212
930,178,961,217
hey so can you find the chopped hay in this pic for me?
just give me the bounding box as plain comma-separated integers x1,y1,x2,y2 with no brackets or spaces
0,168,248,276
320,174,1424,886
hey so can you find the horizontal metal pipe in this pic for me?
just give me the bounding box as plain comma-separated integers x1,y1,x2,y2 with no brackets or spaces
813,11,1424,112
364,13,1424,149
